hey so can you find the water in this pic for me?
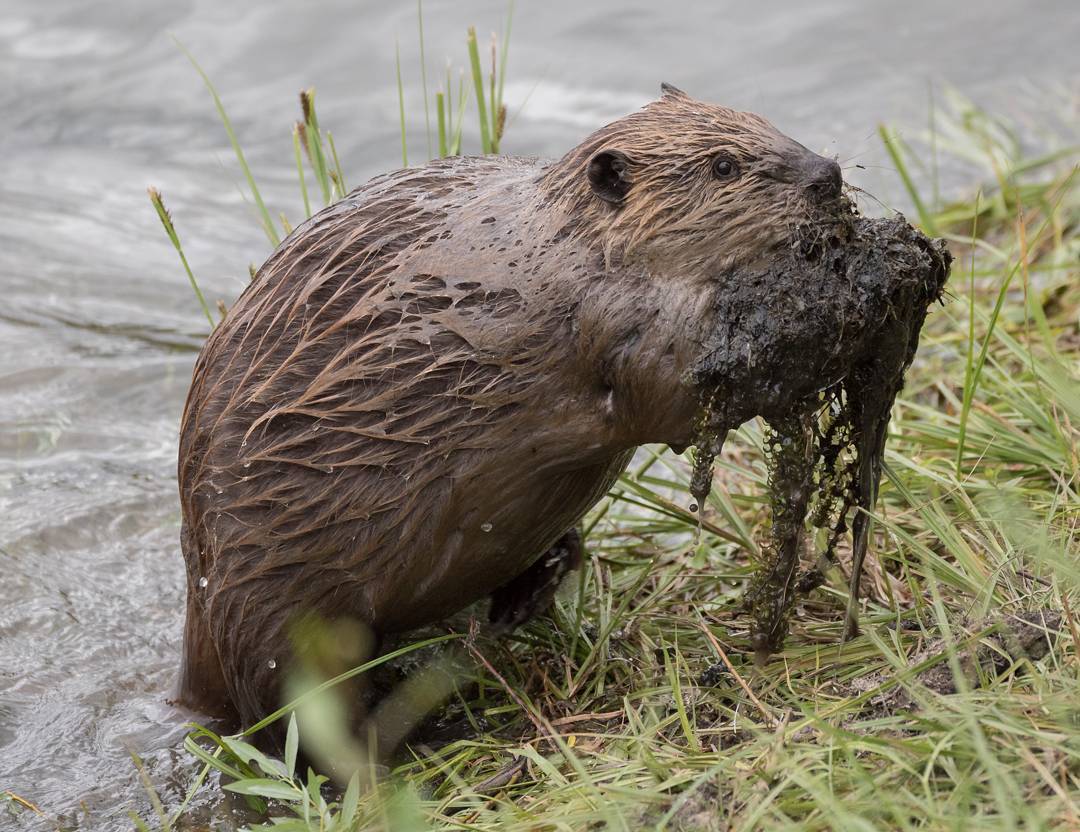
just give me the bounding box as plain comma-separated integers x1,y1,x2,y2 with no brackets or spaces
0,0,1075,827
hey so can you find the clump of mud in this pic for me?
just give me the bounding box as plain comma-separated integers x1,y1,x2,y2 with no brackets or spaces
688,216,952,658
848,611,1062,715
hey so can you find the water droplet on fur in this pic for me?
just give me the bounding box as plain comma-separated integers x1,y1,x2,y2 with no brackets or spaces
242,461,251,469
214,487,223,495
267,659,277,669
198,576,208,588
480,522,493,533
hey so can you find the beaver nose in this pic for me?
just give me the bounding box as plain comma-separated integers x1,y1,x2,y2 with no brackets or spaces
804,157,843,200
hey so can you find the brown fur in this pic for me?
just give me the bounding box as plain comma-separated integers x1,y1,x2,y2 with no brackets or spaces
177,86,847,727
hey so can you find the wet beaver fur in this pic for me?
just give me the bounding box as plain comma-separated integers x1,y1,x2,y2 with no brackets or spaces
177,84,948,731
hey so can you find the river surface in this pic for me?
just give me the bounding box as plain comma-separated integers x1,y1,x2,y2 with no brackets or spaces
0,0,1076,828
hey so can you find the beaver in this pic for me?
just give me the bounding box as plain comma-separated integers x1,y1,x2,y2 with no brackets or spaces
177,83,938,731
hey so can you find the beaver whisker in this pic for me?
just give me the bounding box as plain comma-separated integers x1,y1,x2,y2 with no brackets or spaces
845,184,892,214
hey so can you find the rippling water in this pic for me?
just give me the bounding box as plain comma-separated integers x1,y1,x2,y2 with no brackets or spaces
0,0,1075,827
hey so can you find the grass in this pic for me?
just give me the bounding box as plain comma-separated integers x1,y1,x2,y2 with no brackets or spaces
137,22,1080,830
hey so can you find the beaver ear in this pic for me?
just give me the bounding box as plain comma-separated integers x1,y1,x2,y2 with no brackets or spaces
587,150,633,205
660,82,688,100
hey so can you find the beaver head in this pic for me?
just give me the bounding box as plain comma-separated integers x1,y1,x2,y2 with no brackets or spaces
540,83,850,272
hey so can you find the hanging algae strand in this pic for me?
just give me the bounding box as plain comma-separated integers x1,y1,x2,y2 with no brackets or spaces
688,388,732,545
743,384,871,658
686,380,869,657
795,384,861,595
746,409,816,661
689,394,725,506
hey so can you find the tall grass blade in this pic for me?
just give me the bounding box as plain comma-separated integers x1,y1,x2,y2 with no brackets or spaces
128,749,172,832
396,40,408,167
417,0,432,160
956,190,980,474
489,33,498,153
174,39,280,247
299,89,332,204
451,72,468,156
326,131,347,196
879,123,938,236
466,27,492,154
436,91,447,158
497,1,513,130
445,61,453,136
147,187,215,328
291,124,312,219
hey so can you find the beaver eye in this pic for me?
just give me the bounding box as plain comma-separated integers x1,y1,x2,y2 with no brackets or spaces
712,156,740,181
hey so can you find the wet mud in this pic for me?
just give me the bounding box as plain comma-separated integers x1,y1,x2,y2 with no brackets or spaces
848,611,1062,715
688,216,952,657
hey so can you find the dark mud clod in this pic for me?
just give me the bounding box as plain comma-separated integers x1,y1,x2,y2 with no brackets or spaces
690,215,951,657
850,611,1062,713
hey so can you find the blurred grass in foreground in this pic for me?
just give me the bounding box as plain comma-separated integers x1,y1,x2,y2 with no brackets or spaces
132,22,1080,830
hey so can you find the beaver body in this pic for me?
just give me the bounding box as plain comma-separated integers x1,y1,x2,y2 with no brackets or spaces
178,86,853,726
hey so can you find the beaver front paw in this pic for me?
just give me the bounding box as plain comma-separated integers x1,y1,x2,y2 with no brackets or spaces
488,528,583,633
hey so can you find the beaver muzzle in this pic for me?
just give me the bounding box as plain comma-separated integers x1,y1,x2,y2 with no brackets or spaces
802,156,843,201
